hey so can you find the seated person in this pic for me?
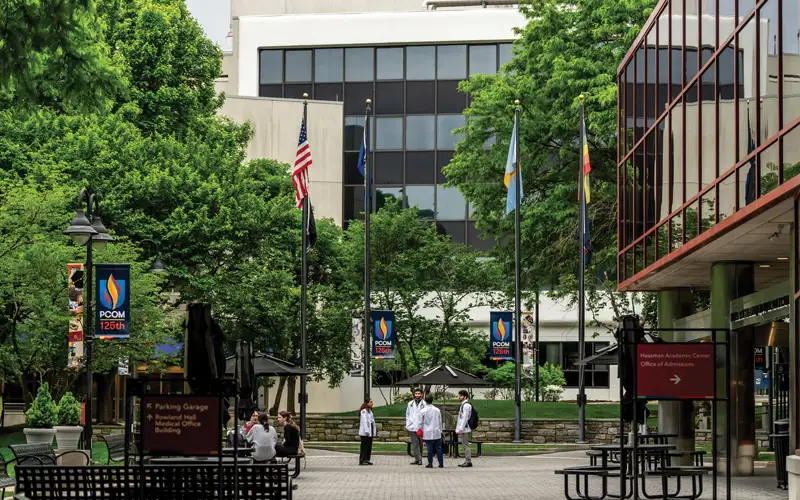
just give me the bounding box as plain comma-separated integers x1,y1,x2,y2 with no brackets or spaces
275,410,300,457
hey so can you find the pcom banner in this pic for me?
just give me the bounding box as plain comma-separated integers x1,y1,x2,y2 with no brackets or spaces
95,264,131,339
371,310,395,360
489,311,513,361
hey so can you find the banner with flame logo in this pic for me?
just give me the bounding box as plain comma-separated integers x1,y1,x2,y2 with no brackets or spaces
489,311,514,361
95,264,131,339
370,310,395,360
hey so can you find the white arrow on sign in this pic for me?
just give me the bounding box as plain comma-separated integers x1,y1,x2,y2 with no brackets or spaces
670,375,681,385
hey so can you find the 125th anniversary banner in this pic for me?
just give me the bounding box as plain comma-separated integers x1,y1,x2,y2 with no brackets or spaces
95,264,131,339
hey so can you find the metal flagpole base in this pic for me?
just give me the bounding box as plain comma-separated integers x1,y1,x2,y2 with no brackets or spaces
512,440,522,444
575,440,587,444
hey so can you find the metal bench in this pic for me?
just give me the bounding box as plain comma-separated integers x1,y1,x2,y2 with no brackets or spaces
277,453,305,479
14,463,293,499
554,466,612,500
642,466,711,500
9,443,89,466
0,458,15,497
666,450,706,467
100,433,138,464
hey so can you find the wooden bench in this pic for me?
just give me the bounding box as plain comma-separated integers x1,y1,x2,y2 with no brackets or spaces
99,433,138,464
9,443,89,466
14,463,293,499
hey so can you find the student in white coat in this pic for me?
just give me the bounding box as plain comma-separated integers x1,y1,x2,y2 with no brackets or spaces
358,399,376,465
405,388,426,465
421,394,444,468
455,390,473,467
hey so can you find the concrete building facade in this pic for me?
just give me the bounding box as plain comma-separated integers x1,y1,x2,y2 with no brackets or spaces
216,0,620,414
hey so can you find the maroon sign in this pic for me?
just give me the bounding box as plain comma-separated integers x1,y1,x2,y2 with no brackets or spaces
141,396,221,456
637,344,715,399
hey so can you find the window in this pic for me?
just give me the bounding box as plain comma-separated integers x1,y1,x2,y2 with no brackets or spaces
406,46,435,80
374,152,404,185
375,82,404,115
406,151,436,184
437,45,467,80
499,43,513,67
406,81,435,114
405,186,435,219
437,80,465,114
436,221,466,244
344,116,367,151
315,48,343,82
345,186,366,221
345,47,374,82
260,50,283,84
437,115,466,150
538,342,610,388
436,186,466,220
469,45,497,76
375,117,403,150
285,50,312,82
406,115,435,150
376,187,404,211
377,48,404,80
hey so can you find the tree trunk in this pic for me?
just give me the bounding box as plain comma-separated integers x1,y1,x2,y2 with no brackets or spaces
270,377,287,416
286,376,296,414
96,373,116,424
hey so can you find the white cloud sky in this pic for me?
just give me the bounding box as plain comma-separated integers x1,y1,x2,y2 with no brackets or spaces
185,0,230,48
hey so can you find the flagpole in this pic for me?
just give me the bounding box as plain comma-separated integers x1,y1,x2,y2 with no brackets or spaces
513,100,522,443
577,95,587,444
363,98,373,402
300,94,309,439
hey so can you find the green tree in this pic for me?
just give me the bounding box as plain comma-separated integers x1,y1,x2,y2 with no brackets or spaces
446,0,656,311
0,0,118,109
343,203,502,387
98,0,223,136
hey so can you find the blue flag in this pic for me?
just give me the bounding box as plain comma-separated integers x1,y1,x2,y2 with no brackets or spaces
357,116,367,178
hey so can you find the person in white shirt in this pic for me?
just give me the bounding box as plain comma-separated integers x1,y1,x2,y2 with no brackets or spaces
421,394,444,468
358,399,376,465
246,412,277,462
455,390,473,467
405,388,426,465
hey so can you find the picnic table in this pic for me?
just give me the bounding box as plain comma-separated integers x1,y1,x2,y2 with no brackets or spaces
221,446,254,457
148,457,253,465
591,443,676,473
613,433,678,445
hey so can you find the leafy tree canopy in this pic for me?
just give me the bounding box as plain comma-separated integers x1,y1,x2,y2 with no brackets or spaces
446,0,655,308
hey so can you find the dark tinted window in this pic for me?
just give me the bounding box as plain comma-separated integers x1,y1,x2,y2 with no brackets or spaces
406,81,435,114
344,152,364,184
377,48,404,80
437,80,466,114
437,222,466,244
315,48,343,82
375,82,404,115
406,151,436,184
437,151,454,183
259,84,282,98
467,221,493,251
469,45,497,76
314,83,343,102
374,152,404,184
344,83,374,115
407,46,435,80
437,45,467,80
405,115,435,150
285,50,312,82
346,48,374,82
285,84,311,99
260,50,283,84
344,116,367,151
345,186,366,221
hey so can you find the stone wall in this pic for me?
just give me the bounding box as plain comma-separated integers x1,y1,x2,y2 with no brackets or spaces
305,416,621,444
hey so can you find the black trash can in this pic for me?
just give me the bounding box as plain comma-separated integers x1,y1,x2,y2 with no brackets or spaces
771,419,790,490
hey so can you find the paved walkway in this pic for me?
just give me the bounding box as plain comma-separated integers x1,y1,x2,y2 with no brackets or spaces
296,449,788,500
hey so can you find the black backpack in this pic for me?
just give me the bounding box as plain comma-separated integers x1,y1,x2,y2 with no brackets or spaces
467,405,479,430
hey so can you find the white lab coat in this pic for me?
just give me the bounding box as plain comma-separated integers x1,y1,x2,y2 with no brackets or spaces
456,400,472,434
405,399,426,432
421,405,443,441
359,409,376,437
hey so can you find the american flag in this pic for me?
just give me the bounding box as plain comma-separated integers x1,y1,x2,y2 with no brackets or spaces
293,119,312,208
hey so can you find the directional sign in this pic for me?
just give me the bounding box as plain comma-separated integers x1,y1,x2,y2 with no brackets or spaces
141,396,221,456
636,344,715,399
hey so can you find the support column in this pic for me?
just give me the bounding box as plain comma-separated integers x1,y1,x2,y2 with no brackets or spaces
710,262,755,476
791,206,799,454
657,289,695,465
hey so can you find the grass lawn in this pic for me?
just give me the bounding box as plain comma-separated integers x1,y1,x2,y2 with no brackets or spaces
331,400,656,420
306,441,572,455
0,429,112,480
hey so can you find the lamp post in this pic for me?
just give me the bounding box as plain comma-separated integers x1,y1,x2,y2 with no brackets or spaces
63,189,114,454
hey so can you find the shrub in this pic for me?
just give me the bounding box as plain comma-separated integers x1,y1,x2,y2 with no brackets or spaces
483,388,500,400
26,383,58,429
394,392,413,404
542,385,565,402
57,392,82,426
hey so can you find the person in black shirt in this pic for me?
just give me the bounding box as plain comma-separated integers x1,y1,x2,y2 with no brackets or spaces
275,410,300,457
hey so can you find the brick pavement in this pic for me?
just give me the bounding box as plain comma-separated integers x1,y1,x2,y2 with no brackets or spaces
295,449,789,500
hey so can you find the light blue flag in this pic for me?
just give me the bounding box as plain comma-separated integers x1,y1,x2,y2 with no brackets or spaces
504,117,521,214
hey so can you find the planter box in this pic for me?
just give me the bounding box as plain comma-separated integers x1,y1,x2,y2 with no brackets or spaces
23,428,56,446
55,426,83,451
